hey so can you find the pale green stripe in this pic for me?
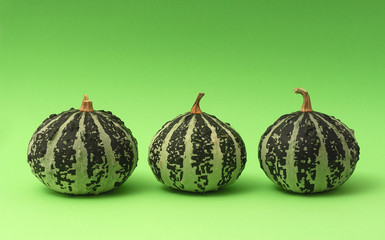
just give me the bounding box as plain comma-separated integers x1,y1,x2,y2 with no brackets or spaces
314,113,351,188
259,117,290,183
148,114,183,147
41,112,78,190
148,116,174,175
308,114,328,192
148,113,189,174
89,113,117,193
207,116,241,187
28,117,61,155
159,114,188,188
199,115,224,191
99,112,138,176
180,114,197,191
280,113,304,192
67,113,90,194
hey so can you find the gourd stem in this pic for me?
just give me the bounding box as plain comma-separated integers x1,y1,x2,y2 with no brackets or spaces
294,88,313,112
79,94,94,112
190,93,205,114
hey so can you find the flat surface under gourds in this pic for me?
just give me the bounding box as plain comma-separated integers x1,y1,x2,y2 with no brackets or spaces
1,1,384,240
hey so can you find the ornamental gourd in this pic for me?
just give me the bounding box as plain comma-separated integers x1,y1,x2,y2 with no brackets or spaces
148,93,247,193
27,95,138,195
258,88,360,193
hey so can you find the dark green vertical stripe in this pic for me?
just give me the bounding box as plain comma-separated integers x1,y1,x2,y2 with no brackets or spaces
293,113,320,193
52,112,82,192
314,112,359,184
149,113,187,183
96,111,136,189
261,112,302,190
258,112,299,168
165,114,193,190
189,114,215,191
202,114,236,189
27,109,77,184
82,112,107,192
205,113,247,179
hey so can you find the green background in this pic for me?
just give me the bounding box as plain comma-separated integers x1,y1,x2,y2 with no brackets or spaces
1,1,384,239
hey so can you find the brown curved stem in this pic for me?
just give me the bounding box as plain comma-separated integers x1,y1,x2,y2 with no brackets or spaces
294,88,313,112
79,94,94,112
190,93,205,114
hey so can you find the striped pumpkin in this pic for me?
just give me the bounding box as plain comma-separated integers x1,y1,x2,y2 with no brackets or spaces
258,88,360,193
27,95,138,195
148,93,247,193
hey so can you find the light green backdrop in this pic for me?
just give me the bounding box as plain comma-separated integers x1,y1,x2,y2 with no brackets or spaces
1,1,384,239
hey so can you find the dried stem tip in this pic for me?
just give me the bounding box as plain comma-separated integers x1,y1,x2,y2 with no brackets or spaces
190,93,205,114
294,88,313,112
79,94,94,112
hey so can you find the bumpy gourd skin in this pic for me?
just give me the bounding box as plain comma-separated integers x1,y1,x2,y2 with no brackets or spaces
148,112,246,193
28,108,138,195
258,111,359,193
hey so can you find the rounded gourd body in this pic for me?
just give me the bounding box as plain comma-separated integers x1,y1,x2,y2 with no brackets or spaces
259,111,359,193
148,93,246,193
27,96,138,195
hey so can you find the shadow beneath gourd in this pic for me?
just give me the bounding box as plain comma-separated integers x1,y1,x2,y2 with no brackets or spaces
273,172,382,197
41,174,153,199
160,175,260,197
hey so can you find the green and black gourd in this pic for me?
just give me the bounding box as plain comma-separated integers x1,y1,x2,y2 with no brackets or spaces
148,93,247,193
27,95,138,195
258,88,360,193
